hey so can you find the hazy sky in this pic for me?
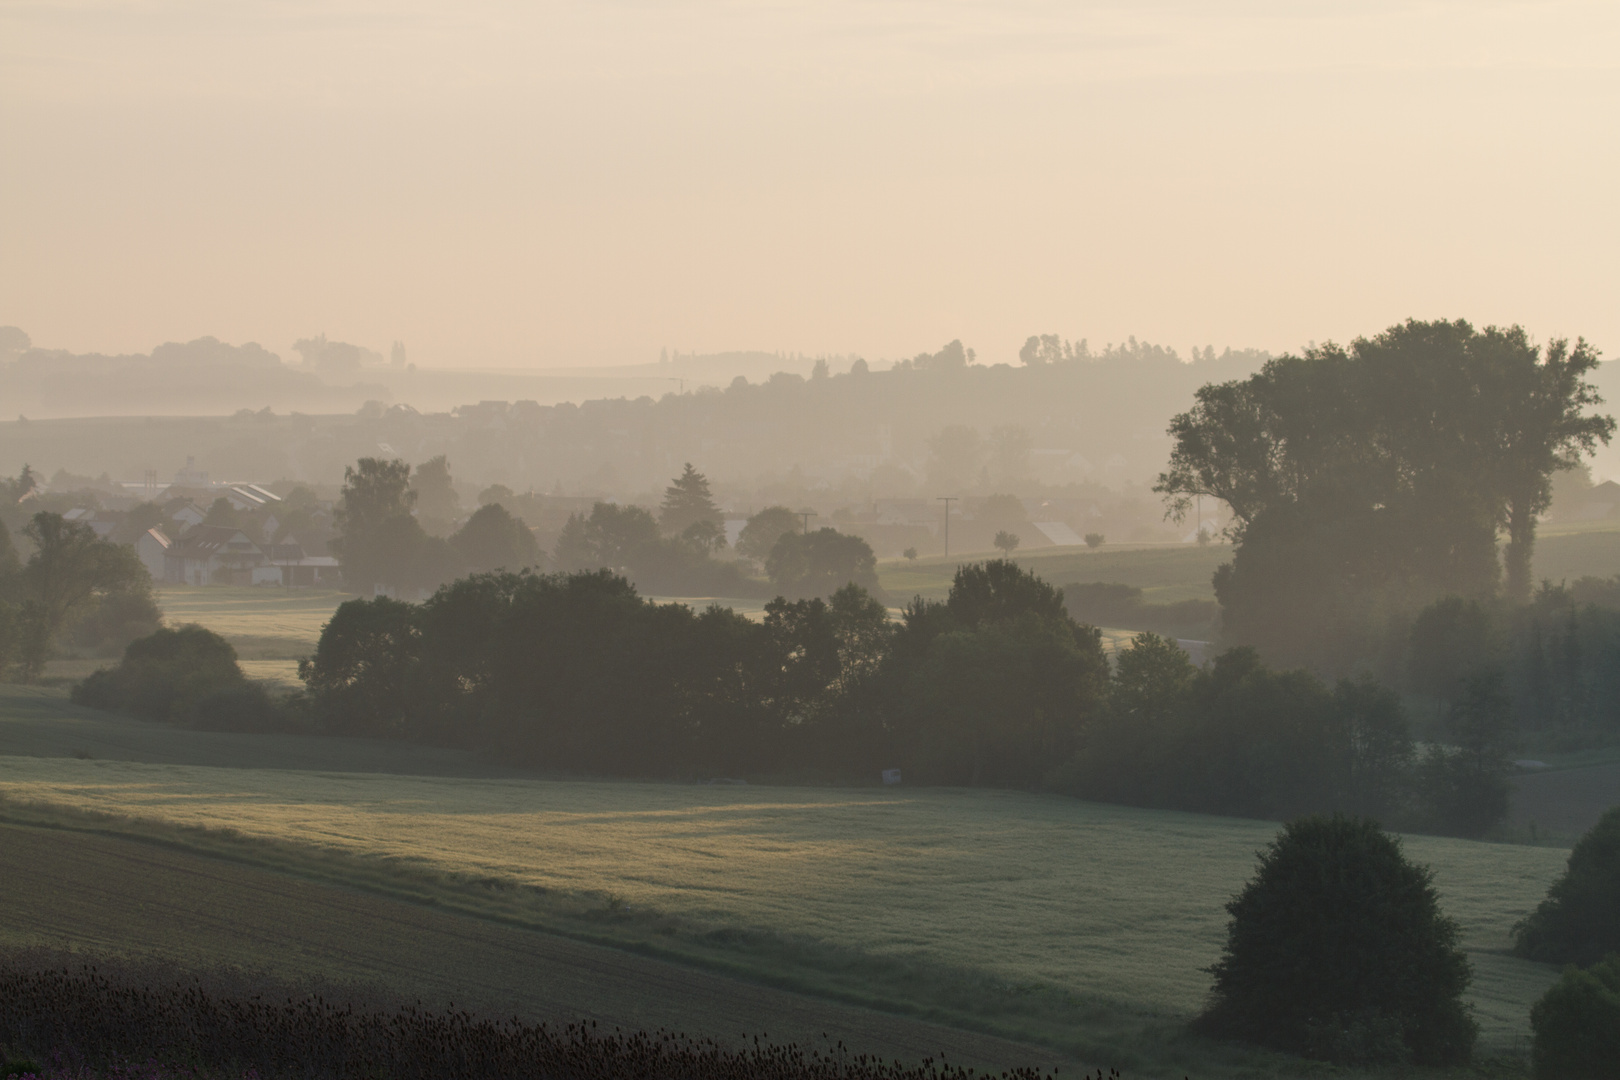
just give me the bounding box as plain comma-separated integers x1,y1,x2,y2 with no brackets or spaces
3,1,1617,368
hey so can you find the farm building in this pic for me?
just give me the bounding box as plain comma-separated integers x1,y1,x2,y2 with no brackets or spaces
163,525,266,586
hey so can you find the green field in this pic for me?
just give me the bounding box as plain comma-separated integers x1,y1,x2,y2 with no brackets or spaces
879,543,1232,605
0,821,1067,1075
0,744,1568,1066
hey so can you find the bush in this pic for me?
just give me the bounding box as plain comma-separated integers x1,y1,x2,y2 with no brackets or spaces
1515,806,1620,965
1529,954,1620,1079
1196,814,1475,1066
72,625,279,730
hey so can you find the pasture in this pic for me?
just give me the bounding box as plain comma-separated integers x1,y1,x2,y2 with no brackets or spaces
0,750,1569,1065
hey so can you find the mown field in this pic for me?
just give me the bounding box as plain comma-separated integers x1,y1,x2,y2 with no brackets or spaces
0,745,1569,1066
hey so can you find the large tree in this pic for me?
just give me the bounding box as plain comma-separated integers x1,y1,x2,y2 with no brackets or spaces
411,455,461,533
1157,319,1612,669
659,463,722,541
332,458,428,595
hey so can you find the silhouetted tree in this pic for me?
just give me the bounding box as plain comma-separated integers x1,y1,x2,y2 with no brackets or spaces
1198,815,1475,1066
411,455,460,533
659,464,722,540
737,505,800,562
765,528,878,600
450,503,540,574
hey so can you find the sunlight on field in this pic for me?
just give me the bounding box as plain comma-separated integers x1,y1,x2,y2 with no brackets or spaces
0,758,1565,1049
156,587,347,658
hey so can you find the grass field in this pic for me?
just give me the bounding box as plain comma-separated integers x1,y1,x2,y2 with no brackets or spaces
0,822,1072,1075
0,747,1569,1065
879,544,1231,605
875,524,1620,610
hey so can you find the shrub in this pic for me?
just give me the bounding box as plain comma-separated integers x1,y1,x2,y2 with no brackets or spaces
72,625,276,729
1529,954,1620,1079
1196,814,1475,1066
1515,806,1620,965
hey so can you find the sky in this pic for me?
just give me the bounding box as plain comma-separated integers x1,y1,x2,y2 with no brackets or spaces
2,1,1618,369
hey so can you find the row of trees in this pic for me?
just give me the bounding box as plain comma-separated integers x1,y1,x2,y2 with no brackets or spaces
288,558,1508,834
1158,319,1613,674
332,456,882,601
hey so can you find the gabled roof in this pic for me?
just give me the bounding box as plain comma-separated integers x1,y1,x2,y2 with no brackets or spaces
142,527,171,549
168,525,258,559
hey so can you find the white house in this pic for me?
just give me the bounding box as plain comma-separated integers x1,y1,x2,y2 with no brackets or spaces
135,527,171,580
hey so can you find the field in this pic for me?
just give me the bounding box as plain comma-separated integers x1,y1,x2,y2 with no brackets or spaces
876,524,1620,610
0,728,1570,1069
151,585,350,688
879,544,1231,605
0,822,1068,1075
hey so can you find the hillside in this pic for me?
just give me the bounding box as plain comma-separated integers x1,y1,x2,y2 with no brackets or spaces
0,711,1570,1067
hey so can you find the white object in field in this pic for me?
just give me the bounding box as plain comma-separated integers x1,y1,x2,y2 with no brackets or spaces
882,768,902,785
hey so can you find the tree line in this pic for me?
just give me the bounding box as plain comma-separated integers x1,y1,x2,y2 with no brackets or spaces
332,456,881,601
226,557,1502,835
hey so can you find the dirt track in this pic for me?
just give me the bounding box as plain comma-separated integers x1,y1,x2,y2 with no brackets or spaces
0,822,1072,1073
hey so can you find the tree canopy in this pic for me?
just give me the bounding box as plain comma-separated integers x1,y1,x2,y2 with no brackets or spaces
1157,319,1613,670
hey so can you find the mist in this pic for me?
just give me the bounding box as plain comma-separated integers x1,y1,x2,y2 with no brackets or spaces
4,1,1618,368
3,4,1620,1079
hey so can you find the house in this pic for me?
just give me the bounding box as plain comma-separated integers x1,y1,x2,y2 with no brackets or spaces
162,498,206,531
163,525,265,586
135,527,171,580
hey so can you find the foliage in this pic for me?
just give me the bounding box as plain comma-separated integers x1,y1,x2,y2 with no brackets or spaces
1159,319,1613,671
21,513,152,643
1060,581,1218,637
448,502,539,574
738,506,801,562
1515,806,1620,966
72,625,277,730
765,528,879,600
879,560,1107,786
660,463,723,542
1083,533,1103,548
331,458,425,595
992,530,1019,555
1197,815,1475,1066
410,454,460,531
0,957,1070,1080
1529,954,1620,1079
297,596,421,737
1413,667,1515,838
0,512,157,676
551,501,759,596
1063,640,1415,823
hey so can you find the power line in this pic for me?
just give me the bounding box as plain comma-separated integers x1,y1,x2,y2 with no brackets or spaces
937,496,957,557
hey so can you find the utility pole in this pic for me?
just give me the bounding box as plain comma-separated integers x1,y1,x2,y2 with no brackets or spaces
799,511,814,534
937,496,956,557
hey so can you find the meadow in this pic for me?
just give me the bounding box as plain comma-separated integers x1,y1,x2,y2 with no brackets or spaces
0,751,1569,1066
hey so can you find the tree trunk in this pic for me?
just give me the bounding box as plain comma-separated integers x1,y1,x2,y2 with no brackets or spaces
1504,497,1535,606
